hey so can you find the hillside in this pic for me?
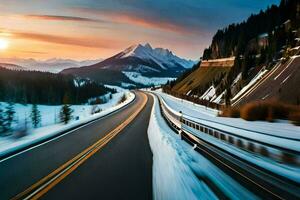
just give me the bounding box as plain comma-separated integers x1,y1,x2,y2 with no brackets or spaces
61,43,194,87
0,63,25,71
171,58,234,94
166,0,300,106
232,55,300,106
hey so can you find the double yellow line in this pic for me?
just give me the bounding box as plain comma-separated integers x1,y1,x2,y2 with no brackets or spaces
12,92,148,200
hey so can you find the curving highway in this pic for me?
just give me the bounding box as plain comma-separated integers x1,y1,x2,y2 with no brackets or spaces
1,90,299,200
0,92,153,200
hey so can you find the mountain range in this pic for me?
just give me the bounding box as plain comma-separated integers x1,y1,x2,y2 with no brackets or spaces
61,43,195,87
0,58,103,73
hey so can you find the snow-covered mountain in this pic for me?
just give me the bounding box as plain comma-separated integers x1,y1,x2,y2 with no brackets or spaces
0,58,102,73
0,63,26,71
116,43,195,71
61,43,195,87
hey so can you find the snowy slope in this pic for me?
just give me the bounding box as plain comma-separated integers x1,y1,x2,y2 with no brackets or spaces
0,87,134,158
0,63,26,71
123,71,175,86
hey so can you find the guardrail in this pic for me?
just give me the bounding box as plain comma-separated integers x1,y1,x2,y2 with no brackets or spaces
156,94,300,166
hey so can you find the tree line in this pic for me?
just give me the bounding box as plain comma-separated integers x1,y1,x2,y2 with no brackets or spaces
0,68,116,105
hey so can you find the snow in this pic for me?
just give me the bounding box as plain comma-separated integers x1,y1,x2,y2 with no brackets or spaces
274,57,296,80
232,69,268,102
154,90,300,150
148,94,257,199
123,71,175,86
200,86,216,101
153,91,300,183
291,46,300,50
231,73,242,87
120,43,195,69
213,91,225,104
120,82,136,88
0,88,135,158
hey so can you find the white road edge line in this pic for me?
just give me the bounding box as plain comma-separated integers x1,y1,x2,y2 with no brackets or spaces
0,93,136,163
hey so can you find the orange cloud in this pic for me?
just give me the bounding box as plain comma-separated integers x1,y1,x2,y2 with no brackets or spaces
24,15,103,23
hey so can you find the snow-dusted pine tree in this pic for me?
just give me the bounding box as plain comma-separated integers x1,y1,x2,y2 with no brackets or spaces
30,104,41,128
0,104,4,134
4,103,15,133
59,104,73,124
60,94,73,124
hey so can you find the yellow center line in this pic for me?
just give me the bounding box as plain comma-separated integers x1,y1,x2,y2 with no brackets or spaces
12,92,148,200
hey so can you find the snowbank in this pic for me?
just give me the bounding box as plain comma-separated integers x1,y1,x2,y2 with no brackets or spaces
0,91,135,159
148,94,256,200
123,71,175,86
153,90,300,183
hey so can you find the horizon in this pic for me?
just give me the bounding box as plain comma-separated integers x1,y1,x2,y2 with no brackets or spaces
0,0,280,61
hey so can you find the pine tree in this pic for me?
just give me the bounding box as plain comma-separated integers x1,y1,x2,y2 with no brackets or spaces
4,103,15,133
59,104,73,124
30,104,41,128
0,104,4,134
225,88,232,107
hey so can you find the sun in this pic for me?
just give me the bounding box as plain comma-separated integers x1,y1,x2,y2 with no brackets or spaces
0,38,9,50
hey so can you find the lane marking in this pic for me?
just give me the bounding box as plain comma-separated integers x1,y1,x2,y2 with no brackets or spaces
0,93,136,164
12,92,148,200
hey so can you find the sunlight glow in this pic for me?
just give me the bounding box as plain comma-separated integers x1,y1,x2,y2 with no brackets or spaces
0,38,9,50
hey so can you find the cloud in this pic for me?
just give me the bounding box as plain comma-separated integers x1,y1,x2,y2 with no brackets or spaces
73,7,201,35
11,31,123,49
24,14,104,23
11,49,47,54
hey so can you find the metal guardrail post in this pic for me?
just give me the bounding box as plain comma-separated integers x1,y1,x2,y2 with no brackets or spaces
179,111,183,139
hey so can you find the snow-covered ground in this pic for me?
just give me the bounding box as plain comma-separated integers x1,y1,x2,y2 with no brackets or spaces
151,90,300,183
154,90,300,142
232,68,268,102
148,94,257,200
200,85,216,101
0,86,134,158
123,71,175,86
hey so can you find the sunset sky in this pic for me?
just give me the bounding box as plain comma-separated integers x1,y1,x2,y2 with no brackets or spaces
0,0,280,60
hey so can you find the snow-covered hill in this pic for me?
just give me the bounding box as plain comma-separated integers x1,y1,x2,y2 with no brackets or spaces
0,63,26,71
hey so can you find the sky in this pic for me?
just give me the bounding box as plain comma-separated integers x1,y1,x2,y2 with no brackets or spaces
0,0,280,60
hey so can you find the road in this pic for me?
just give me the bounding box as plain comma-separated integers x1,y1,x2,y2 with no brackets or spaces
0,91,153,200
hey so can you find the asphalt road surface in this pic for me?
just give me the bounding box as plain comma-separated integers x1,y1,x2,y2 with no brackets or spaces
0,91,153,200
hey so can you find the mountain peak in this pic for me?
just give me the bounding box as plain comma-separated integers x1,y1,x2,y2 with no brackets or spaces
115,43,195,70
144,43,152,50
